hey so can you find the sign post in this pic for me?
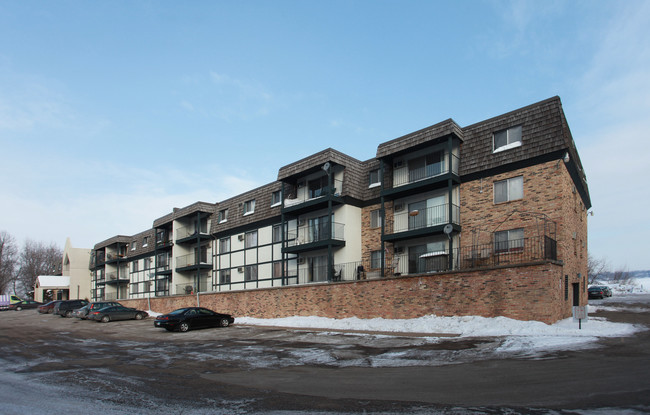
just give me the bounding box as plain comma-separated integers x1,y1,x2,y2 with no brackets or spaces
573,305,588,329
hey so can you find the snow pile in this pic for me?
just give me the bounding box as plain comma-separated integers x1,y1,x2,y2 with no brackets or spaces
237,311,639,339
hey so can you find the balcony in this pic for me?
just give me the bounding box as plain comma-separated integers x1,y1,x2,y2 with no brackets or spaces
283,222,345,254
391,236,558,275
175,252,212,272
282,178,344,215
384,203,460,242
175,225,211,244
105,252,126,263
382,154,459,199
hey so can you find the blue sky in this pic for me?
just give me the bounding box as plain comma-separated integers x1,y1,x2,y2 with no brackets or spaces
1,1,649,271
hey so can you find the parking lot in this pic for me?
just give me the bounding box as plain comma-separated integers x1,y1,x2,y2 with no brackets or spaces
1,295,649,414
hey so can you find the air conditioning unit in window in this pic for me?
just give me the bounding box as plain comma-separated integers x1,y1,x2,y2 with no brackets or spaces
237,267,244,273
238,234,245,241
394,204,404,212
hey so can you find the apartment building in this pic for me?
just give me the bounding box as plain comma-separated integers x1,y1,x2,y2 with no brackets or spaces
90,96,590,321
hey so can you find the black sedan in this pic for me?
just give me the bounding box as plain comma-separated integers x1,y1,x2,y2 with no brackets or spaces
154,307,234,332
588,286,606,299
10,300,42,311
88,305,148,323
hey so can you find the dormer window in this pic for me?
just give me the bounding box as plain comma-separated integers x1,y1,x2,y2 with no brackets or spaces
243,199,255,216
271,190,281,207
218,208,228,223
369,169,381,188
493,125,522,153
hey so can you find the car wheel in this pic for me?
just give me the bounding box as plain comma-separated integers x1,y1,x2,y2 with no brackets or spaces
101,315,110,323
179,322,190,332
135,313,144,320
219,318,230,327
65,310,72,318
15,306,23,311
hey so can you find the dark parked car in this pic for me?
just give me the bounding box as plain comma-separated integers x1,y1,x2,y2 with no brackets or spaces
88,305,148,323
53,299,89,317
154,307,234,332
38,300,63,314
10,300,42,311
72,301,123,319
588,286,606,299
600,286,613,297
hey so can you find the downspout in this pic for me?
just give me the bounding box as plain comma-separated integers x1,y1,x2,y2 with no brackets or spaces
380,159,386,278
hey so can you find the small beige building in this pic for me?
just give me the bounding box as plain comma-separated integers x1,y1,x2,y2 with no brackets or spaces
34,238,91,302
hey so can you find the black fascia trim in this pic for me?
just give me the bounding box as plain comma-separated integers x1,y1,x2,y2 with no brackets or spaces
378,133,459,162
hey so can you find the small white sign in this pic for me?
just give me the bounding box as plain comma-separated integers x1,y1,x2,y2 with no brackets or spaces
573,305,588,322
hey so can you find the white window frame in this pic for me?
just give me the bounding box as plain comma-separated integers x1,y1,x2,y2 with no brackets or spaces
494,228,525,253
369,169,381,188
219,237,230,253
271,191,281,207
494,176,524,203
243,200,256,216
493,125,522,153
218,209,228,223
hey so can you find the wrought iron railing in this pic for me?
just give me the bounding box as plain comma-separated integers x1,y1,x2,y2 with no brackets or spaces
390,203,460,233
393,153,459,188
286,222,345,247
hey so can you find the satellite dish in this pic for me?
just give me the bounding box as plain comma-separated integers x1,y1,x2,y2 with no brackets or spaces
322,162,331,172
443,224,454,235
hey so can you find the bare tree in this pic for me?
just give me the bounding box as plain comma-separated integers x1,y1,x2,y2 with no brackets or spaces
587,254,608,284
17,239,62,295
0,231,18,294
611,267,632,284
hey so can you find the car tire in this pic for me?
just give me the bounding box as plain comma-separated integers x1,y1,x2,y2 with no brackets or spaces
101,315,110,323
179,322,190,332
135,313,144,320
65,310,72,318
220,318,230,327
15,306,23,311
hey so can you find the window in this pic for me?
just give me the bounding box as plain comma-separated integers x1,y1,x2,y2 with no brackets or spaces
245,265,258,281
369,169,380,187
494,176,523,203
494,228,524,253
272,224,282,243
243,200,255,215
370,209,382,228
157,253,169,269
493,125,522,152
308,176,329,199
370,251,382,269
131,242,137,251
156,230,168,244
131,284,139,294
219,269,231,284
142,236,149,247
271,190,281,206
144,258,152,270
273,261,283,278
132,260,139,272
219,237,230,253
245,230,258,248
218,209,229,223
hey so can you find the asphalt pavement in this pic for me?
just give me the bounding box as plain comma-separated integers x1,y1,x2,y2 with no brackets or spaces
0,294,648,414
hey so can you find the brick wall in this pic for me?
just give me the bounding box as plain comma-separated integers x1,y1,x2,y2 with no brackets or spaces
459,159,588,312
121,261,567,325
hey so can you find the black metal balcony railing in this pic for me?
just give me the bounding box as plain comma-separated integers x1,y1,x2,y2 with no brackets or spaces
175,252,210,268
284,178,344,208
286,222,345,247
390,203,460,233
393,154,459,188
392,236,557,275
176,225,209,240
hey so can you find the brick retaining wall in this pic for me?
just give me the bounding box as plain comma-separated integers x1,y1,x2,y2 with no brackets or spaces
121,261,567,324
